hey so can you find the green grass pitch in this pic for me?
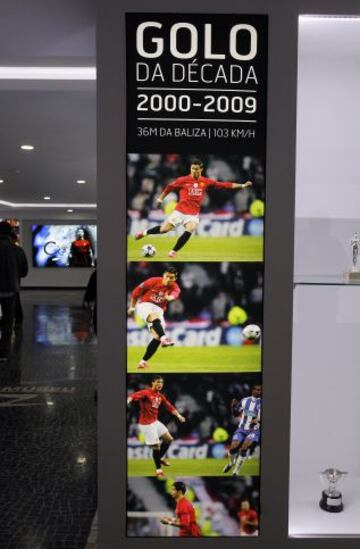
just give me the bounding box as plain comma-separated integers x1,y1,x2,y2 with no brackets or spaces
128,235,263,262
127,345,261,373
128,457,260,477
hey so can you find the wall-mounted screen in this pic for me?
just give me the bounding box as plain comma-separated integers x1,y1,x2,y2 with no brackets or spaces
32,224,97,268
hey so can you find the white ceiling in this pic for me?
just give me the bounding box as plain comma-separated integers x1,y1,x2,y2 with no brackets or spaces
0,0,95,64
0,0,96,210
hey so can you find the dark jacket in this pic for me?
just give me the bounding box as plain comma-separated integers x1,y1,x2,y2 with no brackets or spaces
84,270,96,303
0,236,28,292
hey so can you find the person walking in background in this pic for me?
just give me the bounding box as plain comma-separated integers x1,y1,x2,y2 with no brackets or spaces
83,269,97,334
0,222,28,361
10,230,28,328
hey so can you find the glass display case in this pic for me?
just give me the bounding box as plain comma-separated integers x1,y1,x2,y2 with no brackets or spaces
289,15,360,538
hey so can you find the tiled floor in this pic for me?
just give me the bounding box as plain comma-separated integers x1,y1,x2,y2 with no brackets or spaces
0,290,97,549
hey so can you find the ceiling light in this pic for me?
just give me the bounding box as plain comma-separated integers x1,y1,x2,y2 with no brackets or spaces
0,199,96,209
67,209,74,213
43,196,51,200
76,179,86,184
20,145,34,151
300,15,360,20
0,66,96,80
0,179,4,183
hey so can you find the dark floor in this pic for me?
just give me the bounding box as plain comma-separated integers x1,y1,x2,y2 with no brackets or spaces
0,290,97,549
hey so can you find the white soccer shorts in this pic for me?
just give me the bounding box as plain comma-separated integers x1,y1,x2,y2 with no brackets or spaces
167,210,199,228
139,421,169,445
135,302,166,331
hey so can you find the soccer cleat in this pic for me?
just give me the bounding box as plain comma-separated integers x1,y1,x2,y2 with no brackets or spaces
156,470,167,479
222,463,233,474
135,231,145,240
137,360,149,369
160,337,175,347
160,458,170,467
168,250,177,258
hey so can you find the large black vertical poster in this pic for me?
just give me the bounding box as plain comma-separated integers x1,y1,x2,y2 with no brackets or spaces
126,14,267,538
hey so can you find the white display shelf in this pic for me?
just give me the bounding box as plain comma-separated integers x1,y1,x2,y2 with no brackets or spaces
294,275,360,286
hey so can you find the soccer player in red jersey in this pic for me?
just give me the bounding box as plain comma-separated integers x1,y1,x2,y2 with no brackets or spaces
127,376,186,478
135,158,252,257
68,228,94,267
238,500,259,536
127,267,180,369
161,481,202,536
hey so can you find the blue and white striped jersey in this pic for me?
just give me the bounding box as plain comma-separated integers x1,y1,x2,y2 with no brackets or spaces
236,396,261,431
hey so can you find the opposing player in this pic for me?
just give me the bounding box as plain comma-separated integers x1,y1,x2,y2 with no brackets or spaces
161,481,202,537
127,375,186,478
135,158,252,257
128,267,180,369
222,384,261,477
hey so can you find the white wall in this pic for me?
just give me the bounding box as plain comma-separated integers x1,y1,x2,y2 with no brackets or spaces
294,218,358,276
0,208,96,287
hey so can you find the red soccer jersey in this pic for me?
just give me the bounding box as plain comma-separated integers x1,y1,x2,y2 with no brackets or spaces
163,175,233,215
72,239,91,253
131,277,180,311
238,509,258,535
175,497,201,537
129,389,175,425
70,239,92,266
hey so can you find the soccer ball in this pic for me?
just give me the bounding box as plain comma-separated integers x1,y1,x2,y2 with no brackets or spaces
242,324,261,340
141,244,157,258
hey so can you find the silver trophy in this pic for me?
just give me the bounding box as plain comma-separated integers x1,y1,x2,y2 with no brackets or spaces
351,233,360,272
345,233,360,281
319,468,347,512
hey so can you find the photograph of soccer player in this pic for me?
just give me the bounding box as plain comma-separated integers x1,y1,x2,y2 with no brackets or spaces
135,158,252,258
127,476,260,537
222,384,261,477
160,481,202,537
127,373,261,477
68,228,94,267
127,154,265,262
238,499,259,537
127,262,263,373
127,375,186,478
127,266,180,369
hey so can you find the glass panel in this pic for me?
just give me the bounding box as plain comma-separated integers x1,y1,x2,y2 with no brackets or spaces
289,15,360,537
